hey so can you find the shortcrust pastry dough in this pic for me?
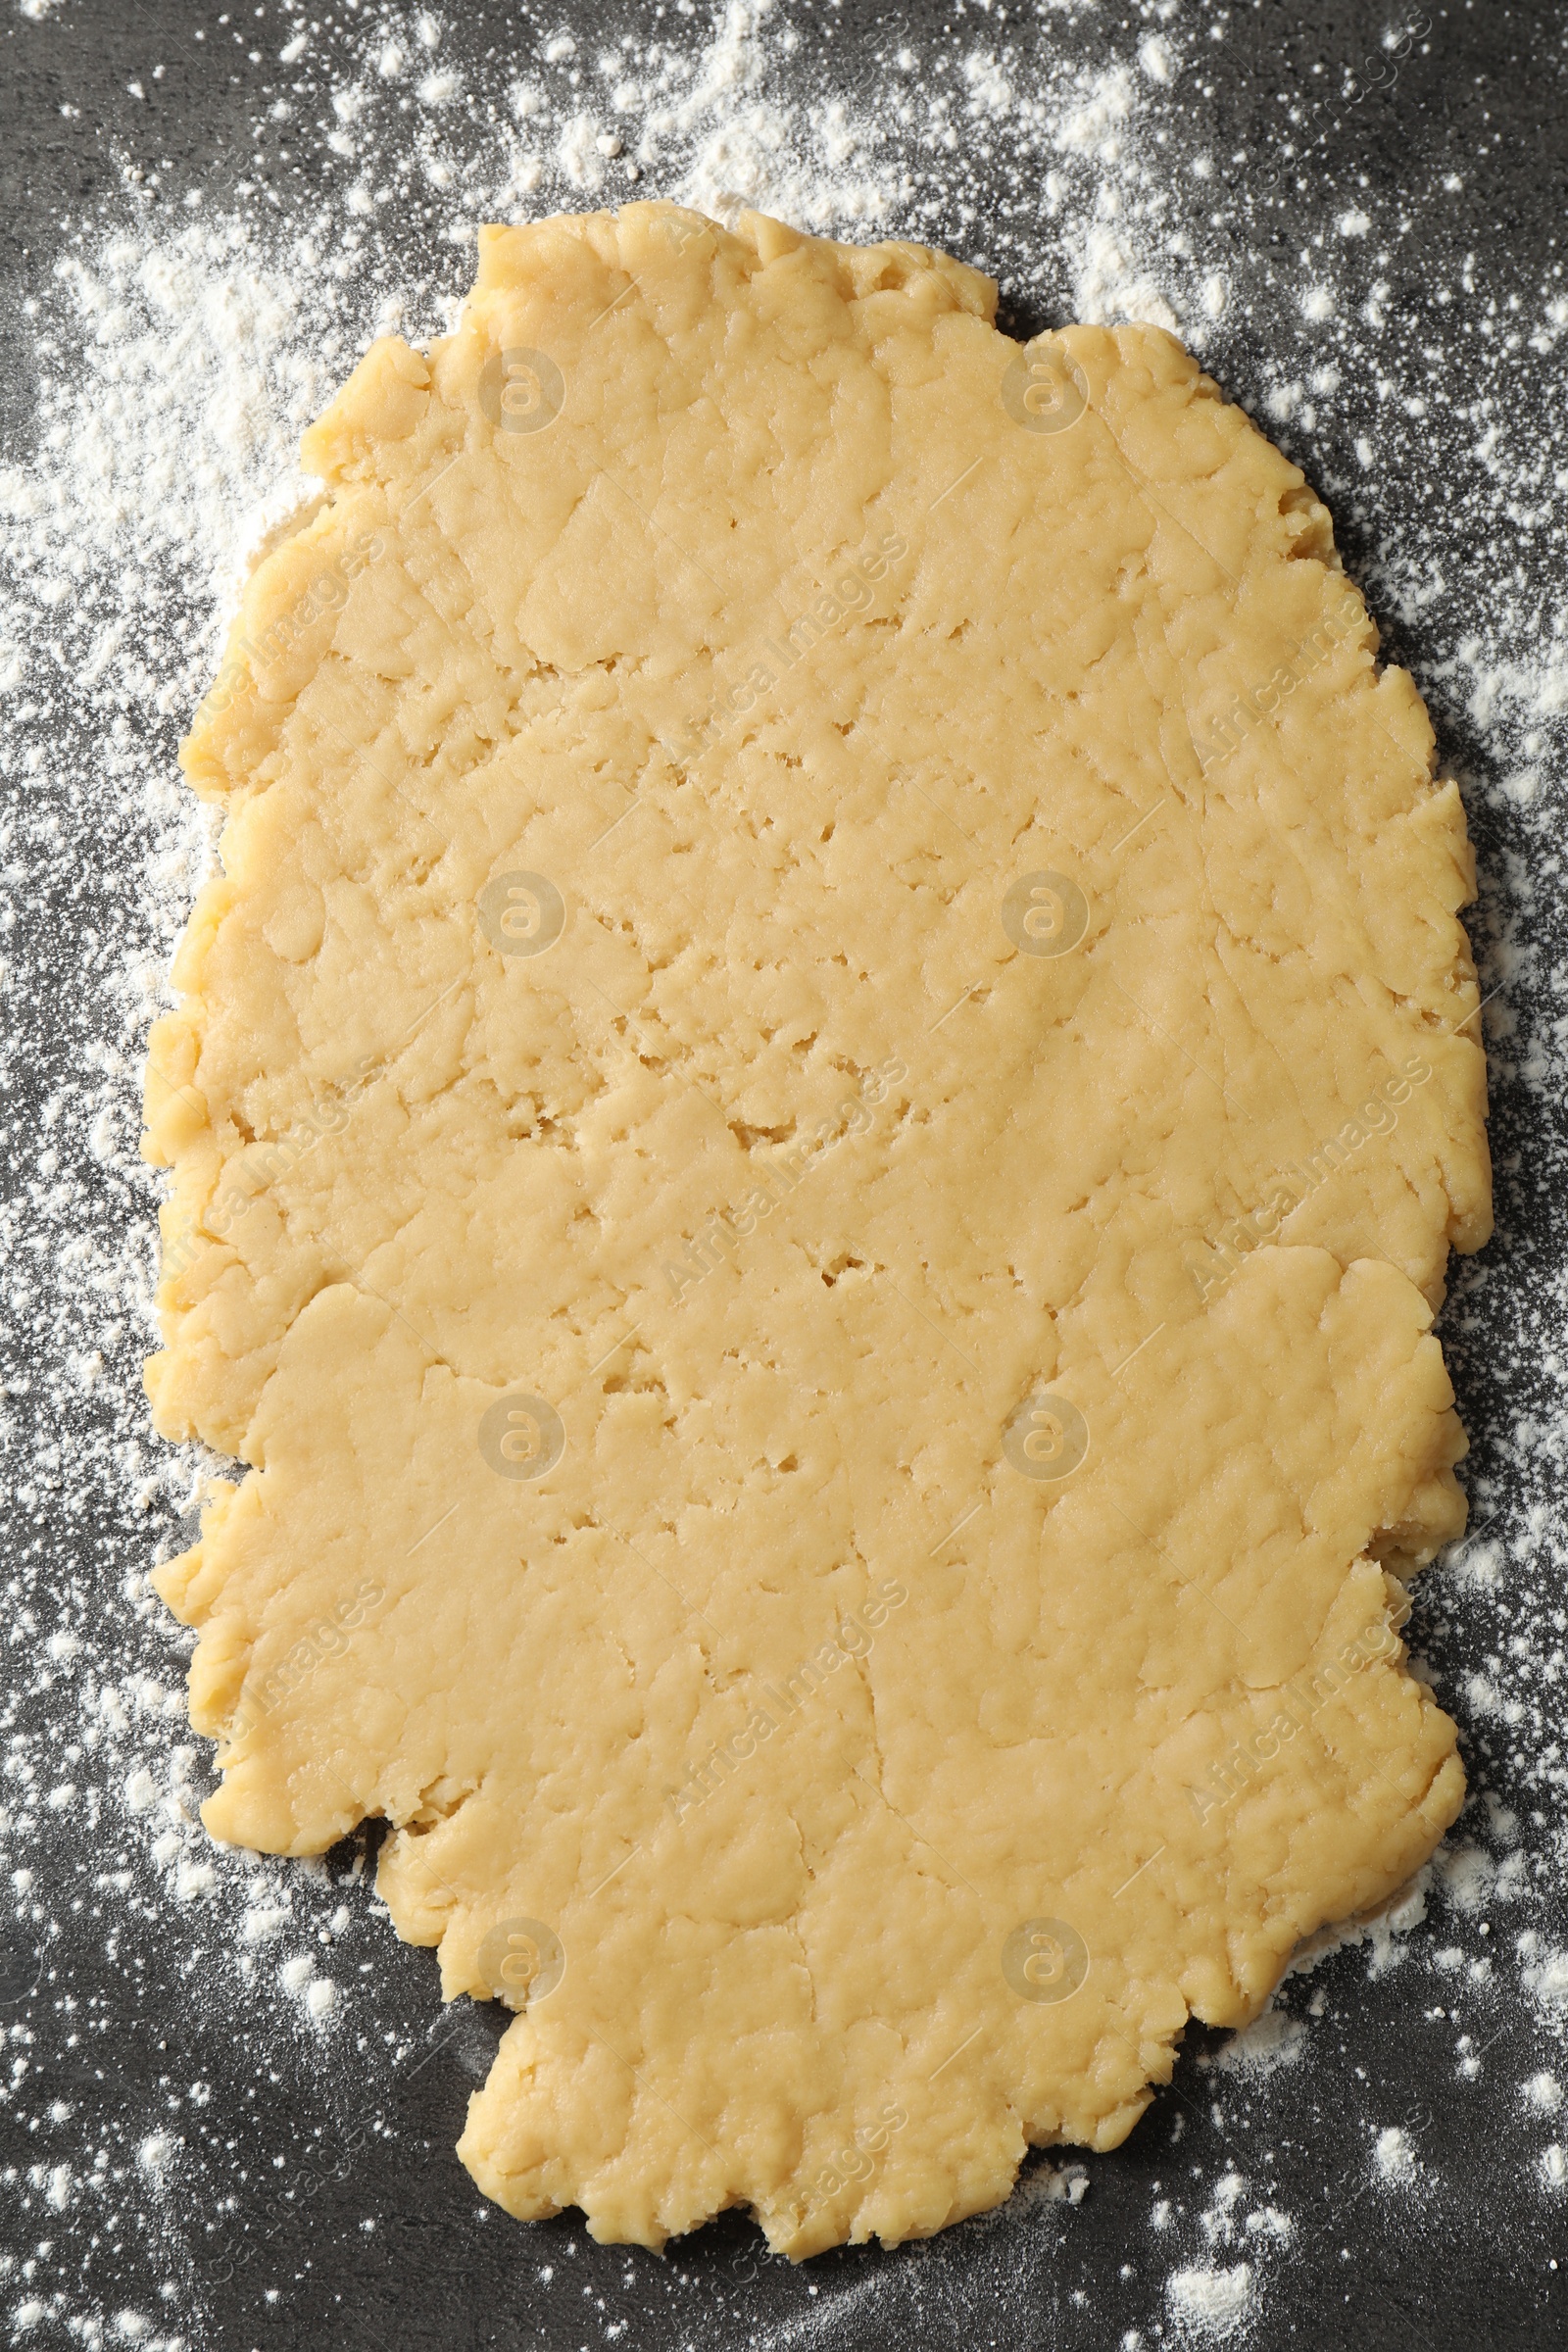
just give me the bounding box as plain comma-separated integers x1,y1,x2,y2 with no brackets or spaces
145,204,1491,2255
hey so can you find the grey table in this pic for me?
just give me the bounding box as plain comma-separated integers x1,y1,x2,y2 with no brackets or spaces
1,3,1563,2346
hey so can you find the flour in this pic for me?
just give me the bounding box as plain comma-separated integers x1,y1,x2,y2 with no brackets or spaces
2,0,1566,2346
1166,2261,1253,2340
1372,2126,1416,2185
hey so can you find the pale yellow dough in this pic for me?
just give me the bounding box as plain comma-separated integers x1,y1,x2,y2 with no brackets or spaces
144,204,1492,2257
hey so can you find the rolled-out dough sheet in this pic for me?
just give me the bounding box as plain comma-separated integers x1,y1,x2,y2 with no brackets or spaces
144,203,1491,2256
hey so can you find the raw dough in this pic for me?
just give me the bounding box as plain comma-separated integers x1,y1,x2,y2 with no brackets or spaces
144,204,1491,2256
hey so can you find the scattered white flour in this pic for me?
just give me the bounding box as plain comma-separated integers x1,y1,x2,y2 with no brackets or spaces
1372,2125,1418,2185
1209,2002,1306,2080
2,1,1567,2347
1166,2263,1253,2340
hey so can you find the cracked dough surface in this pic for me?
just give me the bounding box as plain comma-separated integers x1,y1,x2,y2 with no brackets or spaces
144,203,1491,2256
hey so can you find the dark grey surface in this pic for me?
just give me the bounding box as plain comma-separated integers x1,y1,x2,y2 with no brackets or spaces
2,2,1566,2346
